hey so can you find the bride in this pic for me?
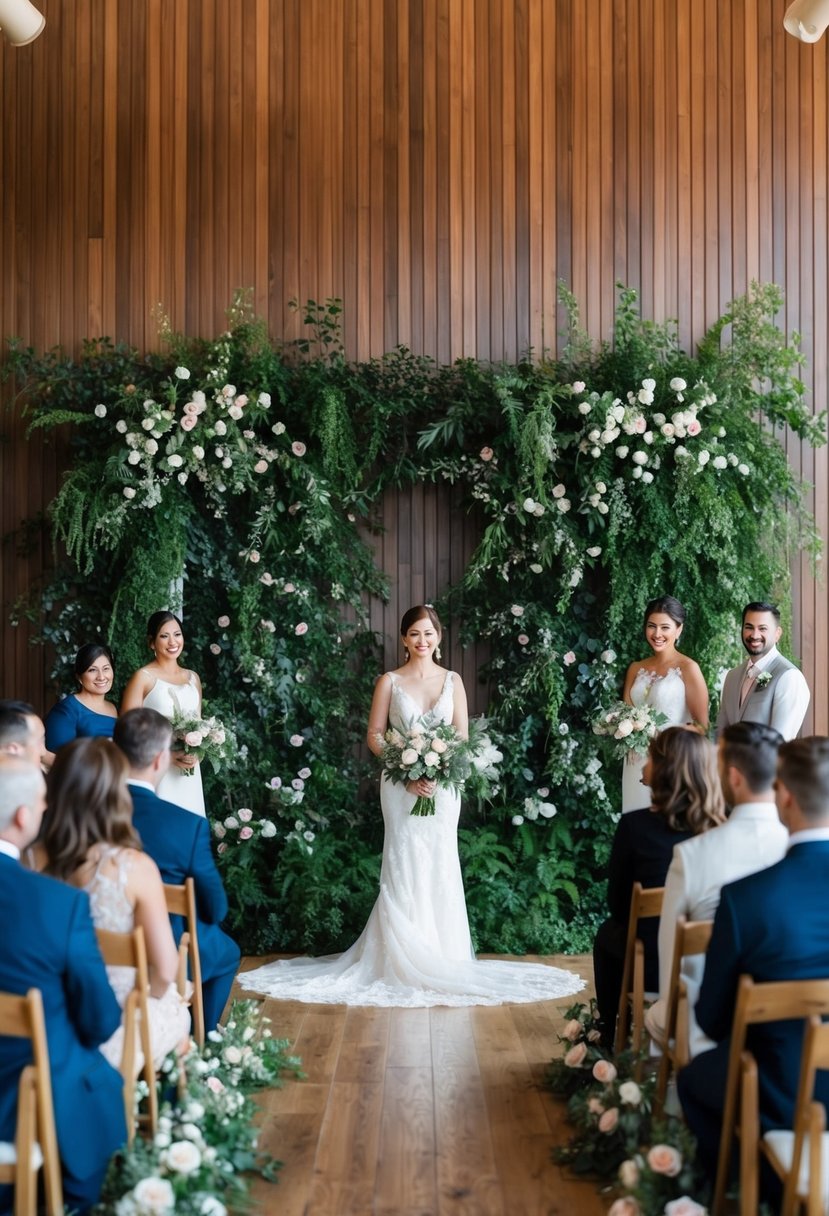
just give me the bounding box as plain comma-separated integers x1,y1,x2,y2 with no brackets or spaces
238,604,584,1008
620,595,709,813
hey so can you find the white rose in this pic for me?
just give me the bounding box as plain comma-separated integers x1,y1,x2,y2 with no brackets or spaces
400,748,419,766
115,419,128,433
163,1139,202,1174
552,483,566,498
522,497,536,512
258,391,271,407
571,380,586,393
641,471,654,484
556,498,571,513
511,815,524,825
588,429,601,443
642,377,656,391
632,465,643,479
632,450,648,465
538,802,557,818
577,402,592,415
618,1158,640,1187
192,444,205,460
619,1080,642,1105
529,563,543,573
131,1176,175,1214
123,486,136,499
223,1045,242,1065
200,1199,228,1216
615,719,634,738
214,419,227,436
738,463,750,475
661,423,675,437
168,453,184,468
595,481,607,493
713,455,727,469
698,449,710,466
616,445,629,458
141,417,155,431
261,820,277,838
423,751,440,767
145,438,158,455
174,366,190,380
597,501,609,513
272,421,286,435
601,649,617,663
670,376,687,392
587,546,602,557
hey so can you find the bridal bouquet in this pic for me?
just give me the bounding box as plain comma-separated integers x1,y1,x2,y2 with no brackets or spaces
170,706,236,775
380,720,474,816
590,700,668,760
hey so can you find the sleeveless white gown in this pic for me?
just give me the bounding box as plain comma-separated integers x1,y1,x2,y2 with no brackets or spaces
142,672,206,817
238,671,585,1008
621,667,691,813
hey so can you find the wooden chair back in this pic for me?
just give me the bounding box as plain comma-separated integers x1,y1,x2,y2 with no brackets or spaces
712,975,829,1216
95,925,158,1141
653,916,713,1111
614,883,665,1056
0,987,63,1215
163,878,205,1047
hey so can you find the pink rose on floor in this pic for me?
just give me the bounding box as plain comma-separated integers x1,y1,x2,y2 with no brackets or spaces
563,651,576,665
608,1200,640,1216
295,622,308,636
480,446,494,461
291,441,306,457
562,1019,582,1042
592,1059,617,1083
598,1107,619,1133
647,1145,683,1176
237,808,253,823
239,826,254,840
563,1042,587,1067
664,1200,707,1216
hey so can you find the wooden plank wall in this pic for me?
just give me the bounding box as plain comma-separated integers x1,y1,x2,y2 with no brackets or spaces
0,0,826,728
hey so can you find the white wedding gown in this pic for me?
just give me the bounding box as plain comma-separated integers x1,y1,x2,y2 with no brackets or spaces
621,667,690,813
142,672,206,817
239,671,585,1008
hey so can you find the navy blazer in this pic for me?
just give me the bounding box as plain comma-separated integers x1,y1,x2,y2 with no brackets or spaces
127,782,238,981
0,854,126,1183
696,840,829,1128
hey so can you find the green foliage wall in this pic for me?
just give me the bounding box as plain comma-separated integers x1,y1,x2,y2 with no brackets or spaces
4,285,823,955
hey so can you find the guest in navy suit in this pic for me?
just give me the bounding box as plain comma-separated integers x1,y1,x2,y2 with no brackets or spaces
113,709,240,1031
0,759,125,1214
679,735,829,1198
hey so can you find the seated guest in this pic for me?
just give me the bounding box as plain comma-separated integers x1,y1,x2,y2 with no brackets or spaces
0,700,50,769
593,727,726,1048
44,644,118,751
646,721,789,1055
113,708,240,1032
0,758,125,1214
41,738,190,1069
678,736,829,1199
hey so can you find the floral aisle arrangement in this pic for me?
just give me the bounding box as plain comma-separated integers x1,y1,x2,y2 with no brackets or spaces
591,702,669,760
607,1121,706,1216
545,999,612,1097
97,1001,304,1216
5,284,824,956
170,705,236,776
552,1058,657,1179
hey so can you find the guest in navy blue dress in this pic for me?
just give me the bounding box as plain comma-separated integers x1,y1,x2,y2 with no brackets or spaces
44,644,119,751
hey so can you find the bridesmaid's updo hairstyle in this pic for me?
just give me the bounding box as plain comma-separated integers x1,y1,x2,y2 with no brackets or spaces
648,726,725,835
147,610,184,645
400,604,442,663
643,595,686,631
73,643,114,681
43,737,141,881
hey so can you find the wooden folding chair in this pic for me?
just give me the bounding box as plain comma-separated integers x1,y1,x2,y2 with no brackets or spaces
95,925,158,1142
712,975,829,1216
746,1015,829,1216
0,987,63,1216
652,916,713,1113
163,878,205,1047
614,883,665,1057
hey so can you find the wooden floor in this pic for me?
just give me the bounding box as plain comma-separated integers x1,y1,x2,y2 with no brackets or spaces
232,955,607,1216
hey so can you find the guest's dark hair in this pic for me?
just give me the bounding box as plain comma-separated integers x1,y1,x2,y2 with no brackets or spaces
777,737,829,819
73,643,115,681
742,601,780,625
114,708,173,769
0,702,38,748
643,596,686,631
720,721,783,793
43,737,140,880
147,610,184,643
400,605,442,637
648,726,725,833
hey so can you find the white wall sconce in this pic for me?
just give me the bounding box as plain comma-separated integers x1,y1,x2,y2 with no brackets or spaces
0,0,45,46
784,0,829,42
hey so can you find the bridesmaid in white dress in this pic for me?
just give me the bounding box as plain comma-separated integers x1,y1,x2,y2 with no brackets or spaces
121,611,206,817
620,595,709,812
239,605,585,1007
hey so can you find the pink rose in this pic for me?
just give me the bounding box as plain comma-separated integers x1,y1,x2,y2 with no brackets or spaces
237,808,253,823
248,550,261,564
290,734,304,748
184,730,204,747
518,634,529,646
183,402,199,417
592,1059,617,1083
664,1200,707,1216
295,622,308,636
647,1144,683,1176
598,1107,619,1133
563,1042,587,1068
239,826,254,840
218,615,230,628
180,415,197,431
235,395,248,408
298,767,312,779
563,651,576,665
209,643,221,656
284,583,295,593
292,441,306,457
217,842,227,854
608,1201,640,1216
254,460,268,473
686,418,702,436
206,1075,225,1093
562,1019,582,1042
480,446,494,461
587,1097,605,1115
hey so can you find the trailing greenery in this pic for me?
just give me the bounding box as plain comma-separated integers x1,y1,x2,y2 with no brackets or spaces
3,282,823,955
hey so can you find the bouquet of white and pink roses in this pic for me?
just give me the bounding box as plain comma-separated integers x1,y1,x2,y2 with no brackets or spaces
380,719,474,816
591,700,668,760
170,706,236,776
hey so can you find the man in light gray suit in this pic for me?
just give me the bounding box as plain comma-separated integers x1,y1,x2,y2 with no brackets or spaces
715,601,810,740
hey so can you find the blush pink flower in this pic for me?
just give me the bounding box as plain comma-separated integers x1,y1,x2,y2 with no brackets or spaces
686,418,702,436
209,643,221,656
608,1200,641,1216
289,734,304,748
180,415,197,431
598,1107,619,1133
647,1144,683,1176
254,459,268,474
239,826,254,840
206,1075,226,1094
217,842,227,854
563,651,576,665
592,1059,617,1083
563,1042,587,1067
480,446,494,461
295,622,308,636
217,615,230,628
237,808,253,822
518,634,529,646
291,441,306,457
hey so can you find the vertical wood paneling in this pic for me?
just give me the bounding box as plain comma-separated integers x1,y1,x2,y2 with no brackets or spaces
1,0,829,730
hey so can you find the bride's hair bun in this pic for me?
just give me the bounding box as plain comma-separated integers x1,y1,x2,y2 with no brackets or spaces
643,595,685,629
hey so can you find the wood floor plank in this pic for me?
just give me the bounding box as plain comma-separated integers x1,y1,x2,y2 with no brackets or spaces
375,1065,437,1213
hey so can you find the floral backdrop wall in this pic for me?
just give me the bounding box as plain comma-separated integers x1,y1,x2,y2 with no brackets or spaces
4,285,823,956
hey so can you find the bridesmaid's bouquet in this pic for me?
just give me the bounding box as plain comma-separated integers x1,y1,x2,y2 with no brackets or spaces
590,700,668,760
169,706,236,775
380,720,474,816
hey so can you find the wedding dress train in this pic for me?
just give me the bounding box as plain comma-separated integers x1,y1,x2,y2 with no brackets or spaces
239,672,585,1008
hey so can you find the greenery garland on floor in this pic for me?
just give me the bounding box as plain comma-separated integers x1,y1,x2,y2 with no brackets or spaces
3,285,824,955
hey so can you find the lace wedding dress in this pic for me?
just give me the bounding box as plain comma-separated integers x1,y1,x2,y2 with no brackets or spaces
83,846,190,1068
239,671,585,1008
143,672,206,817
621,667,690,812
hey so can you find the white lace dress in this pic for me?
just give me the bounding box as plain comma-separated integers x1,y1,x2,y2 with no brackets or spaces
142,672,206,817
238,671,585,1008
621,667,691,812
83,847,190,1069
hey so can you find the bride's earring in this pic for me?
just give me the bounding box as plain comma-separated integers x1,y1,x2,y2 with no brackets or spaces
435,645,442,660
403,646,410,662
